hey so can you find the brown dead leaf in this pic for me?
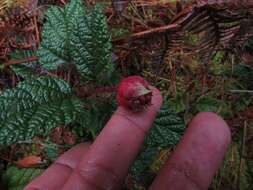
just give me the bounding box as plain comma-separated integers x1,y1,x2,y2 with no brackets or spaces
15,155,42,168
50,126,76,145
63,130,76,145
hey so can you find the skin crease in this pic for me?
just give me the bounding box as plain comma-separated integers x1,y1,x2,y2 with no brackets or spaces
24,84,231,190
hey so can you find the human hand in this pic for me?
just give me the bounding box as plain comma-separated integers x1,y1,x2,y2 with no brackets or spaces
24,87,231,190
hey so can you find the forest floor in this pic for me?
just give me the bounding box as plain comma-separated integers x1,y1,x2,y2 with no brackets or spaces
0,0,253,189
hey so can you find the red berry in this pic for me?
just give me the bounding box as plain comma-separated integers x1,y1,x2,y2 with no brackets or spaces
116,76,152,112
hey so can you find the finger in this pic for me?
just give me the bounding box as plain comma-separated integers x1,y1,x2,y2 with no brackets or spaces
24,143,90,190
62,87,163,190
149,112,231,190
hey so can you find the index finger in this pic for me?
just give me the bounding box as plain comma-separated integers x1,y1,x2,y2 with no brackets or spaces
62,87,163,190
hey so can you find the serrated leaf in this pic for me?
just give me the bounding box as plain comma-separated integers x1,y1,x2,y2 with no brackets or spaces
38,0,85,70
130,103,186,187
145,103,186,147
38,0,114,82
10,50,38,78
70,4,114,81
42,141,61,161
11,64,36,78
0,76,85,145
130,147,158,182
195,96,220,112
234,94,252,112
233,64,253,79
218,101,233,118
168,94,186,113
79,100,117,139
2,166,43,190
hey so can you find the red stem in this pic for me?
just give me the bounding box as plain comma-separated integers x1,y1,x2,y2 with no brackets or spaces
5,56,39,66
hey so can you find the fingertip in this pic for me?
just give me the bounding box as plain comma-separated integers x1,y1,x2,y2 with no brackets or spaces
116,86,163,128
150,86,163,111
191,112,231,145
149,112,231,190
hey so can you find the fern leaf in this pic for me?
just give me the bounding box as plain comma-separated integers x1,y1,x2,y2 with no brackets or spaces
70,4,114,81
38,0,114,82
195,96,221,112
37,0,85,69
130,147,159,182
10,50,38,78
129,103,185,188
145,103,186,147
0,76,85,145
2,166,43,190
11,64,36,78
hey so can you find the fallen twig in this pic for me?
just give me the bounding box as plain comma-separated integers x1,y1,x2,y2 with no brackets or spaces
113,24,179,42
4,56,39,66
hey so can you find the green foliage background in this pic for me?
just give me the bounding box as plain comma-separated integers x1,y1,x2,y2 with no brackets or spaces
0,0,253,189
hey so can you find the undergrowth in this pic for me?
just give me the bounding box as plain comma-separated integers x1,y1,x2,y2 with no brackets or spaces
0,0,253,189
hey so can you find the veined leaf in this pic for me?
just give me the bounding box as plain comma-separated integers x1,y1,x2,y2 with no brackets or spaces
130,103,185,187
37,0,85,69
10,50,38,78
145,103,186,147
11,64,37,79
0,76,85,145
130,147,158,182
195,96,221,113
70,4,114,81
38,0,114,82
2,166,43,190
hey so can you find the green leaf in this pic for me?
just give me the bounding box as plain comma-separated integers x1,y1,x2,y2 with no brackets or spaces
195,96,220,112
79,100,117,139
234,94,252,112
70,4,114,81
11,64,36,79
43,141,60,161
129,103,186,188
38,0,114,82
210,51,228,75
130,147,158,182
0,76,85,145
2,166,43,190
10,50,38,78
233,64,253,79
168,94,186,113
219,101,234,118
38,0,85,70
145,103,186,147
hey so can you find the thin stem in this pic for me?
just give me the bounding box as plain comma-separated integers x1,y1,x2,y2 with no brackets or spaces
237,121,247,190
131,24,179,39
229,90,253,93
4,56,39,66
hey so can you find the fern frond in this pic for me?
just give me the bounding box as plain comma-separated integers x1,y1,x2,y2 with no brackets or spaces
2,166,44,190
38,0,114,82
162,0,253,63
0,76,85,145
129,103,186,187
145,103,186,147
0,4,37,61
70,4,114,82
10,50,38,78
37,0,86,70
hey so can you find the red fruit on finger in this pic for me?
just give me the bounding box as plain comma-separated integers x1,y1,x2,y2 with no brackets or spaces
116,76,152,112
